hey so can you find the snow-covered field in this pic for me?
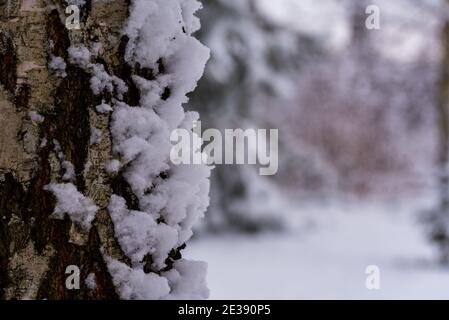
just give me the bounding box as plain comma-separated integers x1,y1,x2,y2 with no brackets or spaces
186,200,449,299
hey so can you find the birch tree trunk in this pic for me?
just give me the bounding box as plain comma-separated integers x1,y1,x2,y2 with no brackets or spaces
0,0,209,300
0,0,130,300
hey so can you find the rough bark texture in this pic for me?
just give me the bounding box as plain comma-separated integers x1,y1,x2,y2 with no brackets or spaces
0,0,134,299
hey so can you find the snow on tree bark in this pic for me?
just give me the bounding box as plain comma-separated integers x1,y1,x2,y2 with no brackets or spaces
0,0,210,299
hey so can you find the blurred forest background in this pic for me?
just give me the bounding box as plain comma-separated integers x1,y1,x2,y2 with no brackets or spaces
186,0,449,299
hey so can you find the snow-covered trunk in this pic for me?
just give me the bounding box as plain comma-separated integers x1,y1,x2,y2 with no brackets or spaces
0,0,210,299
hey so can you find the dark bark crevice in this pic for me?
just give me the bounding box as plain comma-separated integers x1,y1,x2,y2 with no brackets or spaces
46,9,71,59
52,66,98,192
0,173,26,298
14,84,31,112
111,172,140,211
0,30,17,94
115,35,141,106
36,226,118,300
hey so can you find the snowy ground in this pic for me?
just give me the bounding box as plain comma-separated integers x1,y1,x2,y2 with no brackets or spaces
185,200,449,299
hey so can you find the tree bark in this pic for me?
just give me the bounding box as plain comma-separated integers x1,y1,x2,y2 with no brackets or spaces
0,0,145,299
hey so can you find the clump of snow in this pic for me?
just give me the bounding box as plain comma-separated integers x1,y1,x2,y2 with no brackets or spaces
68,46,128,98
68,46,91,67
90,42,102,58
108,195,178,269
48,55,67,78
110,103,171,195
40,138,48,148
106,159,121,173
90,127,102,145
61,161,76,181
85,273,97,290
163,259,209,299
90,63,127,96
124,0,210,130
106,256,208,300
106,258,170,300
141,163,211,244
84,160,92,173
44,183,99,230
96,100,113,114
53,140,76,181
29,111,44,124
